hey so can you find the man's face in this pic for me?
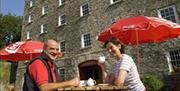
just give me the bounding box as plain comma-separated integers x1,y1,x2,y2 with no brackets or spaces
44,40,59,61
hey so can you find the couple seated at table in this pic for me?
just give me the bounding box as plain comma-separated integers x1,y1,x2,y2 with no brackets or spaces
24,39,145,91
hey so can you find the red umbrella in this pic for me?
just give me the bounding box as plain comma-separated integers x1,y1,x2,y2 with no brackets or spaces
97,16,180,45
97,16,180,70
0,40,44,62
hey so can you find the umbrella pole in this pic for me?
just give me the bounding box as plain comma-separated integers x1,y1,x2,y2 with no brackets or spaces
136,45,140,72
136,29,141,73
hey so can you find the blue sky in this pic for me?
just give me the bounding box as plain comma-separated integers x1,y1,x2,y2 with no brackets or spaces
1,0,25,16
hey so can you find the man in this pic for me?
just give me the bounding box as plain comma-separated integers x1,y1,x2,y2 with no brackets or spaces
28,39,79,91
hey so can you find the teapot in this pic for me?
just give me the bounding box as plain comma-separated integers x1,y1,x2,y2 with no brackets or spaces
80,80,87,86
87,78,96,86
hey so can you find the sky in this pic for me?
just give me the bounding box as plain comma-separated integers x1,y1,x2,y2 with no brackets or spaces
0,0,25,16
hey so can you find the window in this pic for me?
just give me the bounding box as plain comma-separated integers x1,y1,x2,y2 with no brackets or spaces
81,33,91,48
42,6,48,15
110,0,119,4
40,24,48,33
28,15,33,23
166,49,180,72
29,0,33,7
59,0,65,6
59,41,65,52
80,3,89,17
26,31,31,39
58,14,66,26
158,5,179,23
59,68,65,81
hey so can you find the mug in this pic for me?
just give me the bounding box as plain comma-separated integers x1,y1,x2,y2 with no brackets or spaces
98,56,105,63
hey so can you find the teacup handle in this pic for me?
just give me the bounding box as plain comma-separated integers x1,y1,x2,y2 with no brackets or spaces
94,80,96,84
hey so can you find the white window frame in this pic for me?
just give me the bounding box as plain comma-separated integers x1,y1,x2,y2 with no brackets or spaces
80,3,89,17
42,6,48,15
40,24,48,33
81,32,91,48
30,0,33,7
59,40,65,52
26,31,30,39
58,14,66,26
59,0,65,6
165,49,180,72
110,0,119,4
157,5,179,23
28,15,32,23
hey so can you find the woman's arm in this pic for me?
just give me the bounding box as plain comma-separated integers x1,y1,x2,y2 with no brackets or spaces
104,71,115,84
114,69,127,86
104,71,109,83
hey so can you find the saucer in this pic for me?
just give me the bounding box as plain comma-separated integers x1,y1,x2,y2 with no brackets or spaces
97,84,109,86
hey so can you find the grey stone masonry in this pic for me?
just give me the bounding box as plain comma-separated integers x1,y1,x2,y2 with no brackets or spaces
16,0,180,90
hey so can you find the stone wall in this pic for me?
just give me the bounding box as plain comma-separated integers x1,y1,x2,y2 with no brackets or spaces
16,0,180,90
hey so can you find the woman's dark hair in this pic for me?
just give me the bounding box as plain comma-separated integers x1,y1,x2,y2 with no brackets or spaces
104,38,125,53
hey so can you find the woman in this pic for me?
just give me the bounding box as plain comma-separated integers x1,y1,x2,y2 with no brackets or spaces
104,38,145,91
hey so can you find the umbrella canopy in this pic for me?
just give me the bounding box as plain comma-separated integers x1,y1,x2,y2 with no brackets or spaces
97,16,180,45
0,40,44,61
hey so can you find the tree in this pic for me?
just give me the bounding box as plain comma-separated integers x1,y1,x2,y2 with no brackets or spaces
0,13,22,47
0,13,22,86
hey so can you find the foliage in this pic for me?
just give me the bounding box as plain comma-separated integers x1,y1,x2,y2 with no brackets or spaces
0,13,22,85
142,74,164,91
0,61,10,83
0,13,22,48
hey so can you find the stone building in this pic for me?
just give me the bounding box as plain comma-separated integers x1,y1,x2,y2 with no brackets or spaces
16,0,180,90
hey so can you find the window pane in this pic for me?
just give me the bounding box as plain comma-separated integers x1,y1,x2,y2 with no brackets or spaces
169,49,180,69
43,24,48,33
61,15,66,24
59,0,65,6
59,15,66,26
81,4,89,16
110,0,119,4
41,24,48,33
30,0,33,7
113,0,118,3
60,41,65,52
83,33,91,47
59,69,65,81
26,31,31,39
158,6,178,23
42,6,48,15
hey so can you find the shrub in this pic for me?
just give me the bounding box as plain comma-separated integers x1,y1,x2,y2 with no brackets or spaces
142,74,164,91
0,61,10,83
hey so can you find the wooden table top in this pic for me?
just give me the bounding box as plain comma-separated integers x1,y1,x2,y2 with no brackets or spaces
58,85,126,91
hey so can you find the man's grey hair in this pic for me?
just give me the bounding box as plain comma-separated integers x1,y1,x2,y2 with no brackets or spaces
43,39,58,49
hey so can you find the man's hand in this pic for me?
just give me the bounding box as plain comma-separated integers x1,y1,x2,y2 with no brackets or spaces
69,77,80,87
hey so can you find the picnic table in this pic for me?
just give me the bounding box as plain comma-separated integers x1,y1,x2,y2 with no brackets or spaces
58,85,126,91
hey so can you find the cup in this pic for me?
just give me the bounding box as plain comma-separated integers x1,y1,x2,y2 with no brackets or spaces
98,56,105,64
